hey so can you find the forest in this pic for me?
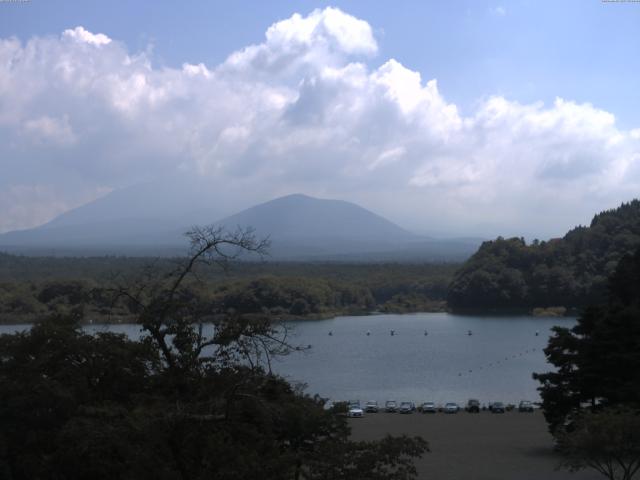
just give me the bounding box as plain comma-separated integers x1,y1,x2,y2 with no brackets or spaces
0,227,428,479
448,200,640,312
2,200,640,323
0,255,456,324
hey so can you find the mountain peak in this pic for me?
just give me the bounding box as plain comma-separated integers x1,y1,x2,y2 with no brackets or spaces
218,194,415,242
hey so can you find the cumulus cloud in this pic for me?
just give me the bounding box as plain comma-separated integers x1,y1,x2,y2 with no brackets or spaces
62,26,112,46
0,7,638,236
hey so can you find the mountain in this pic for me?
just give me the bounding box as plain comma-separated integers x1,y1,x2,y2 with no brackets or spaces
0,187,481,260
217,193,412,254
447,199,640,311
215,194,480,260
0,175,229,254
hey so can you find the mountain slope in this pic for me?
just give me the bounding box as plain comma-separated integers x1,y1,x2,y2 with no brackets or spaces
0,175,228,252
447,199,640,311
218,194,416,241
0,189,480,260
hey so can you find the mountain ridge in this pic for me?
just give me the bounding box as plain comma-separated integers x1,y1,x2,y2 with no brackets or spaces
0,188,481,261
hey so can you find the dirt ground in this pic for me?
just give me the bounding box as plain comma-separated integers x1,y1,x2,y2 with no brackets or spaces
348,410,602,480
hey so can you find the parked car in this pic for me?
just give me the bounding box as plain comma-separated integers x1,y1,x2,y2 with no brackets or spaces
466,399,480,413
365,401,379,413
399,401,415,414
347,402,364,418
518,400,534,412
421,402,437,413
490,402,506,413
444,402,459,414
385,400,397,412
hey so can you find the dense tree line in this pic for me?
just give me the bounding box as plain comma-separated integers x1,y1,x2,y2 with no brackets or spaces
533,245,640,433
448,200,640,311
533,246,640,479
0,260,455,324
0,227,428,479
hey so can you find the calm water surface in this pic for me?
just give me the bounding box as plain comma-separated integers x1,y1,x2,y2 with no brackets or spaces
0,313,574,405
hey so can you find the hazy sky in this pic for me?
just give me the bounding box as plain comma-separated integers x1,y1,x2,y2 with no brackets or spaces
1,0,639,238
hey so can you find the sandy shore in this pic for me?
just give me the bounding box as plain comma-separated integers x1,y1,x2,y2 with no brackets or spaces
349,410,601,480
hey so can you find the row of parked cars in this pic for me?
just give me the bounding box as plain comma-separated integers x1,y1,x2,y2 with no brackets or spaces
347,399,535,417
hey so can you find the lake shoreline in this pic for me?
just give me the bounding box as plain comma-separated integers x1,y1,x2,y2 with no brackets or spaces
0,303,577,326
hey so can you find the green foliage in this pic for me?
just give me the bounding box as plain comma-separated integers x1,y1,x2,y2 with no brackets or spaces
449,200,640,310
0,316,159,479
0,259,458,324
533,246,640,434
0,228,429,479
0,326,433,480
556,408,640,480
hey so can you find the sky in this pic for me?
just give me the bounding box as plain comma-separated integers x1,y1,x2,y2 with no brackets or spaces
1,0,639,238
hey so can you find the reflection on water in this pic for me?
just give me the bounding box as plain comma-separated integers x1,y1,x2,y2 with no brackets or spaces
0,313,574,405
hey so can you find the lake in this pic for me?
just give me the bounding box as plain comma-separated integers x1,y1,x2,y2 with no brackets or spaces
0,312,573,406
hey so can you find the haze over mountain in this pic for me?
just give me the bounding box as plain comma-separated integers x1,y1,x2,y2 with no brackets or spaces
0,175,230,253
0,185,481,260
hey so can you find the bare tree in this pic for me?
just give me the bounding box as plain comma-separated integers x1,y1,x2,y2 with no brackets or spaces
109,225,297,374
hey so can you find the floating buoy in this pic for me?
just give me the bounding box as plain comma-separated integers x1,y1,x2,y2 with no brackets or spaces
424,330,428,336
366,331,371,336
535,331,539,336
328,331,333,336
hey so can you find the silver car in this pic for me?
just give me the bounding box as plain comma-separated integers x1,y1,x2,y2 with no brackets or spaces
444,402,459,414
365,401,379,413
348,402,364,418
421,402,436,413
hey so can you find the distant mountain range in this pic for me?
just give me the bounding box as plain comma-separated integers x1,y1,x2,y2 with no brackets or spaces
0,184,482,261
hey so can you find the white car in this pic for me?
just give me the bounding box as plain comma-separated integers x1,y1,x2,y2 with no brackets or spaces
444,402,459,414
348,402,364,418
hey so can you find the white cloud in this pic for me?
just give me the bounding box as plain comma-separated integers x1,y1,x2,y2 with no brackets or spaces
223,7,376,79
63,26,112,46
0,8,638,237
22,115,76,146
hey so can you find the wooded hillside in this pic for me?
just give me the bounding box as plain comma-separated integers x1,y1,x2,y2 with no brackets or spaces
447,200,640,311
